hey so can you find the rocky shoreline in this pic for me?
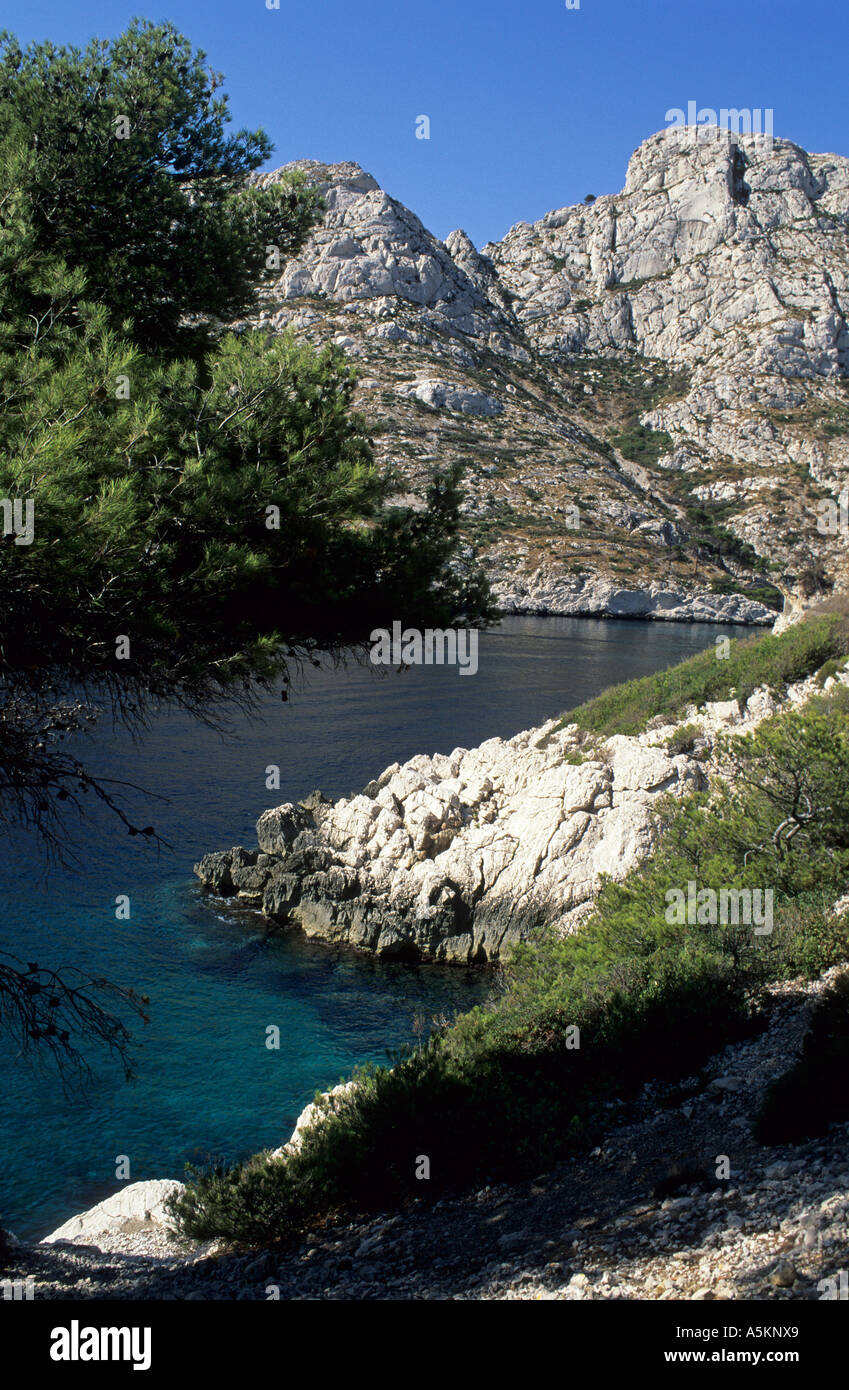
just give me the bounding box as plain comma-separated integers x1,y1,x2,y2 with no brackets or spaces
490,574,777,626
195,721,703,963
6,964,848,1301
194,678,794,965
5,665,847,1301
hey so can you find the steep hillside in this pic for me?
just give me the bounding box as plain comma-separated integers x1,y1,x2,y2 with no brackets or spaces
243,127,849,623
487,128,849,611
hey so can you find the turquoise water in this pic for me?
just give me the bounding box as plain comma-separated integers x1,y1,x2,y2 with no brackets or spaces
0,616,750,1239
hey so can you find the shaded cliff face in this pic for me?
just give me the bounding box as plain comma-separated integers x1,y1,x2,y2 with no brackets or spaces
246,128,849,618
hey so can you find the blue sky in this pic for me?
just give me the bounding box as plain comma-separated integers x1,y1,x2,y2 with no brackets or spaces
4,1,848,248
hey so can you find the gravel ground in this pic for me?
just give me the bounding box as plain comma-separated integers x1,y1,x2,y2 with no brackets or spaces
5,966,848,1301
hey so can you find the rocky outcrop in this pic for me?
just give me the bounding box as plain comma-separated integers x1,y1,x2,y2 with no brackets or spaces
485,127,849,595
489,568,774,624
252,159,523,348
269,1082,359,1161
196,721,703,962
194,671,825,963
41,1181,185,1254
395,377,503,416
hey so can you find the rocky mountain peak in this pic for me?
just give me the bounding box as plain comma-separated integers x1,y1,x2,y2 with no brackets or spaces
246,129,849,616
273,157,381,195
253,159,507,336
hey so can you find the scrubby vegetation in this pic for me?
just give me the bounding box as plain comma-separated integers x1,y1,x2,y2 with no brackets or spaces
171,945,752,1244
563,601,849,738
684,502,773,579
665,721,702,755
170,617,849,1247
610,422,674,466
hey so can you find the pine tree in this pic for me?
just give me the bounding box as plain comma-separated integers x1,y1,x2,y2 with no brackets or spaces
0,21,492,1075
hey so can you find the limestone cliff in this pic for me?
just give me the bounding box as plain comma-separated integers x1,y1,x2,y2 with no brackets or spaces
241,127,849,621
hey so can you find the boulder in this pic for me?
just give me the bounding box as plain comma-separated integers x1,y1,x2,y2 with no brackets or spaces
256,803,315,855
41,1180,185,1248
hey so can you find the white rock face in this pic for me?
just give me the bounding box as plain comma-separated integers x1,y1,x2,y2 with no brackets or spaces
252,160,518,346
484,126,849,595
489,568,774,624
270,1081,359,1160
242,129,849,611
397,377,502,415
41,1180,184,1247
318,720,698,942
488,128,849,382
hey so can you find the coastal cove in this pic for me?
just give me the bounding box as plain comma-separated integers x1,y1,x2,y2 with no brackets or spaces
0,615,751,1240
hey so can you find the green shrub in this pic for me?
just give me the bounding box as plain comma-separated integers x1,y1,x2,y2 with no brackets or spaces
580,690,849,966
610,423,674,466
764,899,849,980
745,585,784,612
666,721,702,755
754,972,849,1144
815,656,847,686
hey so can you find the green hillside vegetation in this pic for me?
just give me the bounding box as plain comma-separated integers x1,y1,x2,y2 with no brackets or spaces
564,600,849,738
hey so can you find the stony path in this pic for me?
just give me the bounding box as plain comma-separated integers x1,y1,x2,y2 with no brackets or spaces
5,967,848,1301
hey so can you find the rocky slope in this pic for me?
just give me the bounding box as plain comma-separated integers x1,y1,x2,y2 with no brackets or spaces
7,964,848,1301
243,126,849,619
194,668,827,963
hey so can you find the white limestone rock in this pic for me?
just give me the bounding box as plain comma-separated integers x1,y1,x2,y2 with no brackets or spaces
270,1081,360,1160
238,131,849,613
396,378,502,416
196,667,829,964
489,567,775,624
42,1180,185,1248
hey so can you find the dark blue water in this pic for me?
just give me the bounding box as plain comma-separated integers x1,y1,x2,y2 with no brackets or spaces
0,616,750,1239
